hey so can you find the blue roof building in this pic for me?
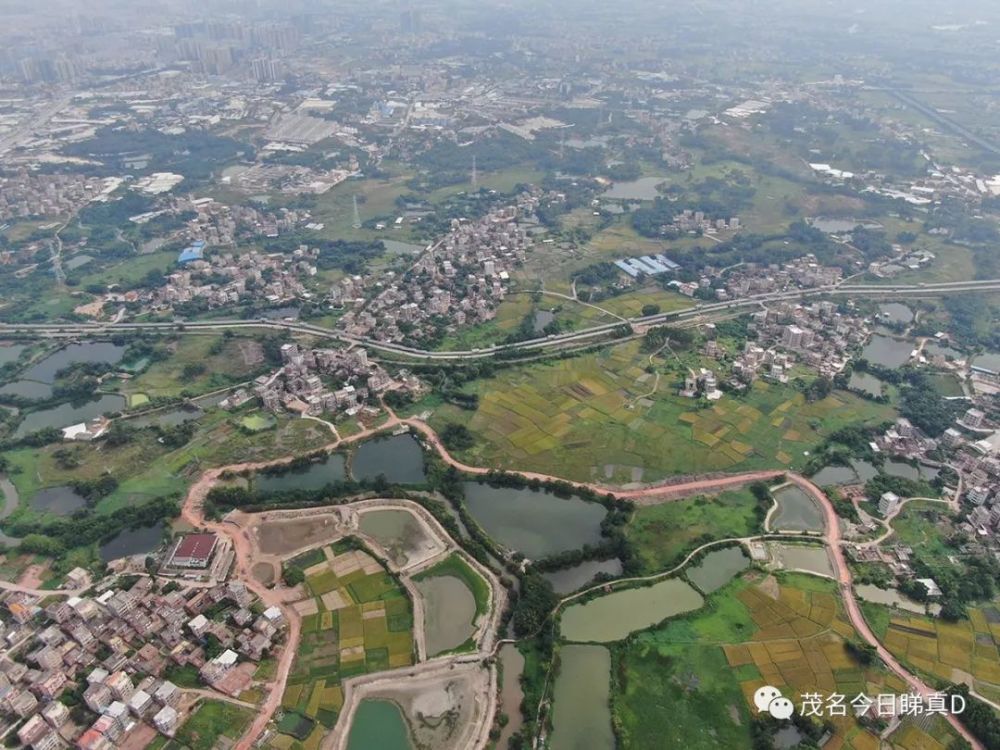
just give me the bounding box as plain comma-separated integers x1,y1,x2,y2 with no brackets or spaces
178,240,207,264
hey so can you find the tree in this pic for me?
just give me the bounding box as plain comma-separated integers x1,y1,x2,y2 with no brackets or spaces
19,534,66,556
440,423,475,452
640,303,661,316
512,573,557,637
102,421,136,447
282,567,304,586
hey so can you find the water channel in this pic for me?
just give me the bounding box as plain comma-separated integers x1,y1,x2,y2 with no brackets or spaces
497,644,525,749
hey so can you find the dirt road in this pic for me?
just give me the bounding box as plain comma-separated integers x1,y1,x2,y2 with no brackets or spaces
786,474,982,750
176,411,982,750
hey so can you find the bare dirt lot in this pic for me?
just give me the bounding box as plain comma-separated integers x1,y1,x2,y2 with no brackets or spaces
257,515,342,556
252,561,276,586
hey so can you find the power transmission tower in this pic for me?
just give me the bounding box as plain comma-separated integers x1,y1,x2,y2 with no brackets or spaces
351,195,362,229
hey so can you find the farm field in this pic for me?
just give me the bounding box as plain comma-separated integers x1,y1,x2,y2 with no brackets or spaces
612,572,963,750
274,543,414,748
438,292,613,351
594,285,692,318
4,407,330,519
424,340,896,483
625,489,765,574
888,501,959,569
865,602,1000,696
163,700,254,750
121,335,268,399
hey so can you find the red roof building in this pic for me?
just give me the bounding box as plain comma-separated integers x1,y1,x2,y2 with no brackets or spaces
168,533,218,568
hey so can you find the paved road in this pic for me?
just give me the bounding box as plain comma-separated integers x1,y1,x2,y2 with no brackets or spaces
2,279,999,362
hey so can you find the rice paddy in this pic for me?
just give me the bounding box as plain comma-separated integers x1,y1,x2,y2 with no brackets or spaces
425,340,895,482
276,545,414,748
866,604,1000,694
611,573,958,750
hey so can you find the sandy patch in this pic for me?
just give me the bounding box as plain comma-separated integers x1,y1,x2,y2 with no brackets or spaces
292,598,319,616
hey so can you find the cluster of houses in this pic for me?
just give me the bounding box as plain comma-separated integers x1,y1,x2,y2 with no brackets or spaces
0,171,119,222
147,246,312,309
1,567,285,749
248,343,416,418
669,255,844,299
747,301,868,379
336,204,532,344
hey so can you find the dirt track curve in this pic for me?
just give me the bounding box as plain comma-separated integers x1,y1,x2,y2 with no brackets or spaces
177,414,982,750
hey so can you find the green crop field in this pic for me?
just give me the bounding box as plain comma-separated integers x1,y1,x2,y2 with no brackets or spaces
123,335,268,398
170,700,254,750
870,604,1000,692
423,340,896,483
611,573,963,750
276,546,414,747
626,489,765,574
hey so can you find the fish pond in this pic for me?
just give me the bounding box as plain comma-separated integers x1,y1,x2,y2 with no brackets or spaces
254,453,347,493
769,485,825,533
99,521,166,562
686,546,749,594
0,379,54,400
358,509,434,568
14,393,126,438
972,351,1000,375
550,645,615,750
879,303,913,325
855,584,939,615
808,217,881,234
560,578,704,642
126,405,203,428
30,486,88,516
861,334,913,369
413,574,477,656
351,434,426,484
346,699,412,750
462,482,606,559
19,342,126,384
0,344,25,366
775,544,834,577
847,371,884,396
543,559,623,595
602,177,665,201
810,459,880,486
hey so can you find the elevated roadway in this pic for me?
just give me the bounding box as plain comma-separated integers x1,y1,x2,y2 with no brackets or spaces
1,279,999,363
